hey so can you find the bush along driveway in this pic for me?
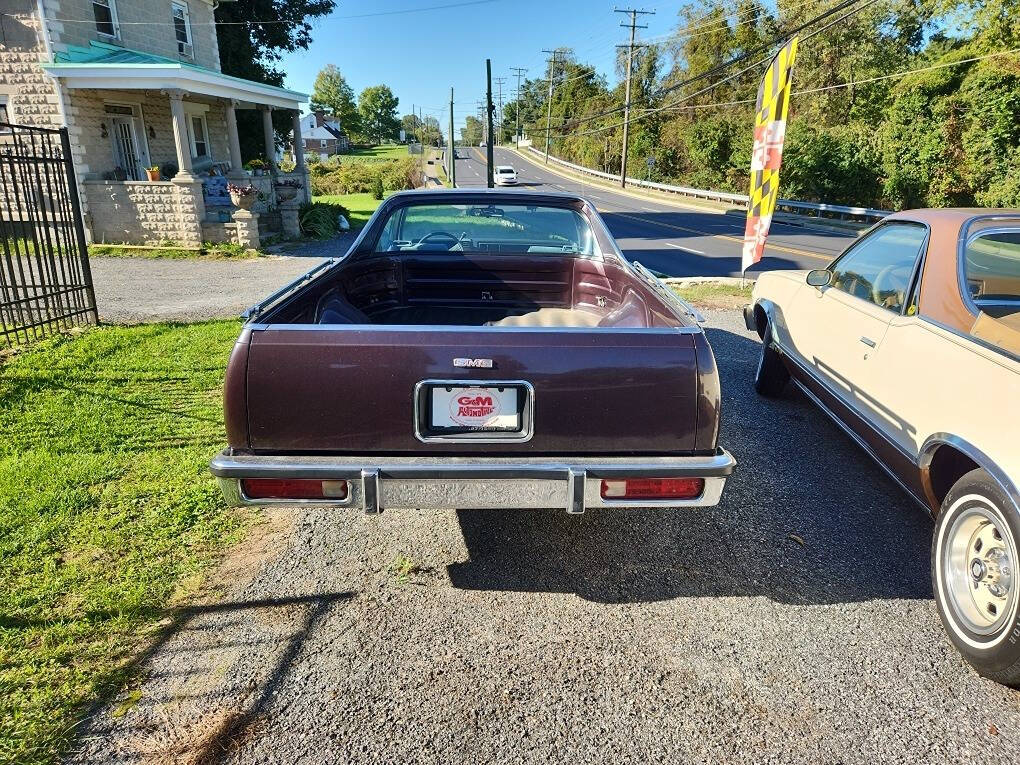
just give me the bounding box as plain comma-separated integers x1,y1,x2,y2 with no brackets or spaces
0,321,250,765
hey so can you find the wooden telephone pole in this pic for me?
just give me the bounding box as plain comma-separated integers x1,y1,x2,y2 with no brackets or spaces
616,7,654,188
510,66,527,148
541,49,559,163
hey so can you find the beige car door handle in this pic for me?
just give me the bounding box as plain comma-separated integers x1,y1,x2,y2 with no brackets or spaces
859,336,877,348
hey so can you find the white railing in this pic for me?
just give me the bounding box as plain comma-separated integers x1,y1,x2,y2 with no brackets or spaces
523,146,890,222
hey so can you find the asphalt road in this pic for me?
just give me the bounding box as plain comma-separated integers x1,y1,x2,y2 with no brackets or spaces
70,307,1020,764
453,146,857,277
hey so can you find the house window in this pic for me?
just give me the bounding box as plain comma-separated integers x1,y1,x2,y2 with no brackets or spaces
93,0,119,38
189,114,209,158
320,139,327,148
172,2,193,57
0,96,10,133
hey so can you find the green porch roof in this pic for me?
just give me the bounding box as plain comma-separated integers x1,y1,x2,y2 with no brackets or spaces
43,41,306,107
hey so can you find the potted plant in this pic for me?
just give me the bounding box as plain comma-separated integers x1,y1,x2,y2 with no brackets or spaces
275,178,302,202
245,158,267,177
145,165,161,182
227,182,257,210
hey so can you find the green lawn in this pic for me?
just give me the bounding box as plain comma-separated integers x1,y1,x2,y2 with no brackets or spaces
0,321,250,765
312,192,393,227
340,144,409,163
671,281,752,309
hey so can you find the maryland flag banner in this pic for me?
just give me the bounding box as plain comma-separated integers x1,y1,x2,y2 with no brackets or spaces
742,37,799,273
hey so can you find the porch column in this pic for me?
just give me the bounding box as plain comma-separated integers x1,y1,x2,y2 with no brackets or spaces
291,110,306,171
225,99,246,180
165,89,194,178
260,105,277,174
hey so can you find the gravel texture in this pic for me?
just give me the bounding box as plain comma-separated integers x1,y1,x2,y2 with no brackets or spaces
69,309,1020,764
88,232,358,324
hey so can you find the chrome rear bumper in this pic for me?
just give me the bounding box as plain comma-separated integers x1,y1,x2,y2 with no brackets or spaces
210,450,735,514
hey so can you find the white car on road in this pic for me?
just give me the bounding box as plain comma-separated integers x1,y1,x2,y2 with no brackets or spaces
494,165,518,185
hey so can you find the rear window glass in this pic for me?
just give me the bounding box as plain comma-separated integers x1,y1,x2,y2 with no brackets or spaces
374,203,599,255
498,168,514,173
963,229,1020,354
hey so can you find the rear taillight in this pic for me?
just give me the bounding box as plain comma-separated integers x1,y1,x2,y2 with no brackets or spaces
240,478,349,500
600,477,704,500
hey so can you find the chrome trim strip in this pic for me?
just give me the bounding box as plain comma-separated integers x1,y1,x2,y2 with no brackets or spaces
790,378,930,513
412,379,536,444
242,257,342,321
210,450,736,480
246,323,704,335
916,315,1020,366
918,433,1020,515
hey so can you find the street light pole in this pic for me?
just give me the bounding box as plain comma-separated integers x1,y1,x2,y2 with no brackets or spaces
486,58,495,187
449,87,456,187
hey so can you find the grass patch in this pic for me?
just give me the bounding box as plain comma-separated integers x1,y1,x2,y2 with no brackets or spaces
312,192,394,228
0,321,251,764
89,242,261,260
670,281,752,309
339,144,409,163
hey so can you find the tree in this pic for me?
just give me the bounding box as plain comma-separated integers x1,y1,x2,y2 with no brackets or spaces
401,113,423,141
310,65,360,136
460,115,483,145
215,0,335,162
358,85,401,143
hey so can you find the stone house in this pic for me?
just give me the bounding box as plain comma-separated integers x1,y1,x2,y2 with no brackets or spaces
298,110,349,160
0,0,313,247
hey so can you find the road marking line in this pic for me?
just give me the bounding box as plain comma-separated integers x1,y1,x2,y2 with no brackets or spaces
613,211,831,262
665,242,704,255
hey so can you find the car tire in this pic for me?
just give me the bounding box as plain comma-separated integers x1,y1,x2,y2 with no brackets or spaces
932,468,1020,687
753,322,789,397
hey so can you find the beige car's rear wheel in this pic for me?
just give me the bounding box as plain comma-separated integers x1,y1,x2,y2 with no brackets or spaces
933,468,1020,686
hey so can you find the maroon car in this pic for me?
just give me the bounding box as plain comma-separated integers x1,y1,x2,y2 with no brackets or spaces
211,190,734,513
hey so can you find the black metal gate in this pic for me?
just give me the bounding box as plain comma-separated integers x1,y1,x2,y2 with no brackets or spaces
0,122,98,347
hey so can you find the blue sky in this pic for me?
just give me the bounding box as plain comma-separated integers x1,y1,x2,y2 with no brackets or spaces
277,0,685,133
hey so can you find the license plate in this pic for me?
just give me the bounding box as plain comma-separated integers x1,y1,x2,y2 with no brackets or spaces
428,385,522,432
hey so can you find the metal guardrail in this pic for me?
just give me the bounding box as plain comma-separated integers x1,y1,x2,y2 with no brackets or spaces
524,146,891,223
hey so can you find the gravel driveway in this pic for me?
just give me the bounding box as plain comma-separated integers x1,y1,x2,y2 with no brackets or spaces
70,309,1020,764
89,233,357,323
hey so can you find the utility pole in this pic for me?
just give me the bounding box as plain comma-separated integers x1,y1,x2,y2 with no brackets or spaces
615,7,654,188
449,87,456,187
510,66,527,148
541,49,558,163
494,76,506,145
485,58,495,187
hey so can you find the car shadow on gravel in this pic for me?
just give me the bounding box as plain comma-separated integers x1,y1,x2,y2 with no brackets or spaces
448,325,934,606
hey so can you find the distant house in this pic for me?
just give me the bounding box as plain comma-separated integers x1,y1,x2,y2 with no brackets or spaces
298,111,350,160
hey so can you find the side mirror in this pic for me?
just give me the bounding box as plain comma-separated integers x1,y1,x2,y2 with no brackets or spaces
806,269,832,288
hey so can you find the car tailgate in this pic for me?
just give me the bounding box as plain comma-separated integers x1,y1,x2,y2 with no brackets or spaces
245,326,702,454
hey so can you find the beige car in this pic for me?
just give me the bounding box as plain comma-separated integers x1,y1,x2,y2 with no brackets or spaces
745,209,1020,685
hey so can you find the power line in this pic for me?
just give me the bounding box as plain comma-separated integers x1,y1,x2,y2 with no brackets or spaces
526,0,867,136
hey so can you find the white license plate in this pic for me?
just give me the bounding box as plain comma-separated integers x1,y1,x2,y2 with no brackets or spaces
429,385,521,431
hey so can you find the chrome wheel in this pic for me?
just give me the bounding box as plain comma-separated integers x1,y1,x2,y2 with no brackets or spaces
943,503,1017,637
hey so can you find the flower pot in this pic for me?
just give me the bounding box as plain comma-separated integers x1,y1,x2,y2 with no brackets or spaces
230,192,256,210
145,168,161,182
275,185,299,202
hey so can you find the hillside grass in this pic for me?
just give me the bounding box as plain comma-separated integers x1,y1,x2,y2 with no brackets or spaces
340,144,409,163
0,321,250,765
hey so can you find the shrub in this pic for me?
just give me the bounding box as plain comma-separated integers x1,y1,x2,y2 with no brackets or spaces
299,201,350,239
372,174,384,200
